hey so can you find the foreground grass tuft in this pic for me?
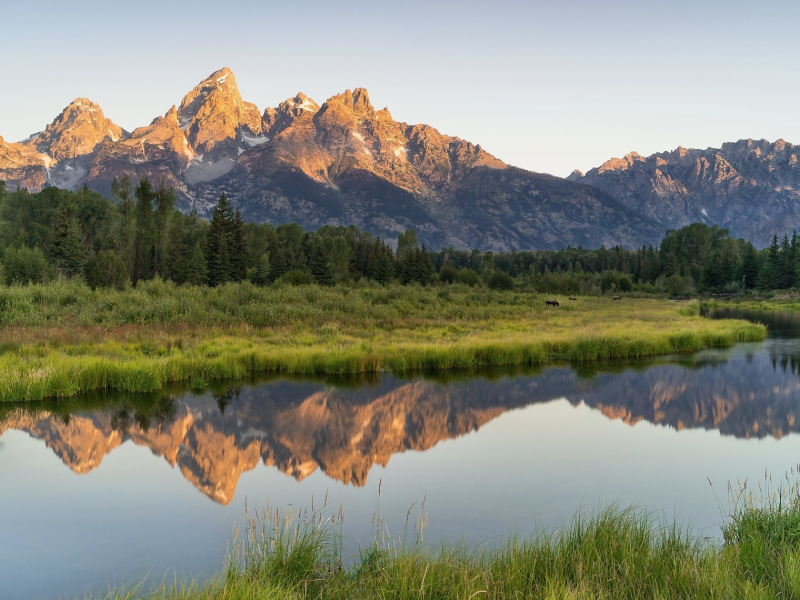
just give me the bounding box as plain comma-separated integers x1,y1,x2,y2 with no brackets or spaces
91,473,800,599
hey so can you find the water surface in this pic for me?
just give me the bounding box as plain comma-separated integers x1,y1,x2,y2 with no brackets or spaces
3,309,800,599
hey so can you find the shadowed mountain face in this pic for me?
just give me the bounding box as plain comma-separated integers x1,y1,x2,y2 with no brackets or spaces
0,68,661,250
570,139,800,248
2,339,800,505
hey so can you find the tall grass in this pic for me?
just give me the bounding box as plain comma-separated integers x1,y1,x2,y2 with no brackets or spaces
88,472,800,599
0,281,766,402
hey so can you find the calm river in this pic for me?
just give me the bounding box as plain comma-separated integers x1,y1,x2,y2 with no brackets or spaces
3,309,800,599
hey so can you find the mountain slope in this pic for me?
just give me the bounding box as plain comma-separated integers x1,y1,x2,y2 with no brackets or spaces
571,139,800,247
0,68,663,249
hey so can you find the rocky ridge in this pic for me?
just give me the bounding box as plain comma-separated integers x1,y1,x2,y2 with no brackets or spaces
0,68,661,250
571,139,800,247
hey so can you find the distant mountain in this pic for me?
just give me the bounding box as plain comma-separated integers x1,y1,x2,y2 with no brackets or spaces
0,68,661,250
570,139,800,247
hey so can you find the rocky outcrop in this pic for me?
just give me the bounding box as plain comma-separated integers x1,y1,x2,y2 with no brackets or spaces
573,139,800,247
0,68,666,250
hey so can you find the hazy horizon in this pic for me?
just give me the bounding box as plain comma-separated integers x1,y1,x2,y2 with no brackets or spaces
2,0,797,177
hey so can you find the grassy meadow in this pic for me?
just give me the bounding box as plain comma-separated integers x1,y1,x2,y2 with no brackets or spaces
0,279,765,402
92,472,800,599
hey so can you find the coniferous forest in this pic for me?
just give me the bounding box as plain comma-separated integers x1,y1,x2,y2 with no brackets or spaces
0,176,797,296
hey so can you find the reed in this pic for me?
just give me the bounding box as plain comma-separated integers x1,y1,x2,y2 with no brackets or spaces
87,473,800,599
0,282,765,402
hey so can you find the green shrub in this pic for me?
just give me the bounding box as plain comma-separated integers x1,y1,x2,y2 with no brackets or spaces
488,271,515,291
438,264,456,284
275,269,314,286
668,273,686,296
86,250,129,290
455,268,481,287
3,246,53,285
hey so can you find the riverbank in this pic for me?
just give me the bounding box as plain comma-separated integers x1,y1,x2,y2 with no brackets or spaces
95,473,800,599
0,280,765,402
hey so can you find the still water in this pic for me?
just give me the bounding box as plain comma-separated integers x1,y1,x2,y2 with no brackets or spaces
3,309,800,599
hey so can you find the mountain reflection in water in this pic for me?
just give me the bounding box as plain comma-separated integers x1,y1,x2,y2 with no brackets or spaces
2,338,800,505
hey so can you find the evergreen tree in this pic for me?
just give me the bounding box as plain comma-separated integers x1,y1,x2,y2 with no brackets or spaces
52,199,86,278
308,243,333,286
132,178,155,286
780,233,793,289
163,219,187,284
186,242,208,285
330,236,351,283
596,245,608,272
373,246,395,284
152,181,176,278
739,242,760,289
229,208,247,282
205,194,234,286
111,174,136,275
416,245,434,284
250,253,270,286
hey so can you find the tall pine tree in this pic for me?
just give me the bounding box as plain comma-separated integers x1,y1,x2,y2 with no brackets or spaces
205,194,234,286
132,178,155,286
52,198,86,278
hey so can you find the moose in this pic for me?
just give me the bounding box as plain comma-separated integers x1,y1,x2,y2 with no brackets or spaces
545,298,560,307
612,296,622,301
568,296,577,301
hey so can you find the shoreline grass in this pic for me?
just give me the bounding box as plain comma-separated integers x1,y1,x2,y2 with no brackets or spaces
0,280,766,402
93,472,800,599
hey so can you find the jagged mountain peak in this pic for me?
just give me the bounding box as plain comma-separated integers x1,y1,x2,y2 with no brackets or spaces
575,137,800,247
321,87,376,117
177,67,262,153
27,98,125,162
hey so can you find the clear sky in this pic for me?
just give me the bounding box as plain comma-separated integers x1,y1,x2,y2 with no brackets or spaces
1,0,797,177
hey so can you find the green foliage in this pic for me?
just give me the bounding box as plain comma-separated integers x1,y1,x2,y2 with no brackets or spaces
4,183,800,296
86,250,129,290
275,269,314,286
438,263,456,284
51,198,86,278
249,253,270,286
2,246,52,285
487,270,514,291
132,177,155,285
668,273,686,296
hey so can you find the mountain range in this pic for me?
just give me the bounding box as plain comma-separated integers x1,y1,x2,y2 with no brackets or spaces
1,67,796,249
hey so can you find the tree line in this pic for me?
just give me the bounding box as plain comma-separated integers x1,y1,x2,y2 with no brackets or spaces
0,178,797,295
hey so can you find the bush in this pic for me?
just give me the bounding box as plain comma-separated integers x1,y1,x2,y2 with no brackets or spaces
3,246,53,285
274,269,314,286
455,268,481,287
617,275,633,292
438,264,456,284
488,271,515,291
86,250,129,290
600,271,618,294
668,273,686,297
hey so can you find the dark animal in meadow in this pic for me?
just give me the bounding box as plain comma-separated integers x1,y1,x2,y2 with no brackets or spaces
545,298,560,307
612,296,622,301
568,296,577,301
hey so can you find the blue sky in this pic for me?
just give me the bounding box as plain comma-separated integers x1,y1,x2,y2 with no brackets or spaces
1,0,797,176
